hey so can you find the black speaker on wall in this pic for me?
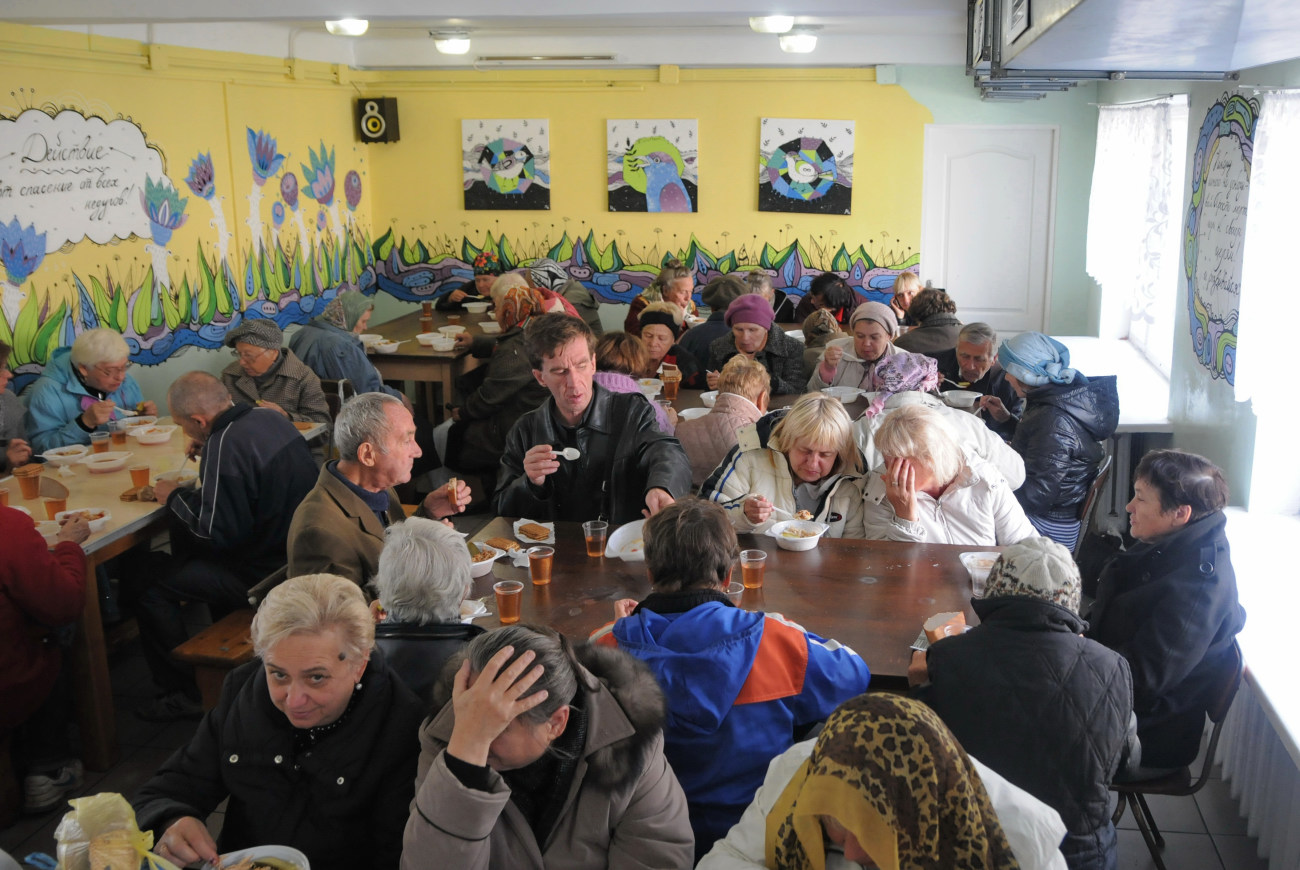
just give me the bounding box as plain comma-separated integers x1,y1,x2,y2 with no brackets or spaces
356,97,400,143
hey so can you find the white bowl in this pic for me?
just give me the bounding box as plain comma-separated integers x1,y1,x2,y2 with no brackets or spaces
479,322,502,334
130,424,177,445
157,468,199,485
821,386,862,403
785,328,806,342
416,332,440,346
430,338,456,352
57,508,111,532
119,415,158,430
80,451,133,474
469,544,504,578
464,301,491,314
677,407,710,421
768,519,830,551
439,325,467,335
372,340,401,354
638,378,662,399
358,333,382,347
944,390,981,409
700,390,719,408
41,445,89,466
606,519,647,562
217,845,310,870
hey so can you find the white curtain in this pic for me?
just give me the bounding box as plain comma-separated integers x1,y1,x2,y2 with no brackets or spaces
1086,96,1188,377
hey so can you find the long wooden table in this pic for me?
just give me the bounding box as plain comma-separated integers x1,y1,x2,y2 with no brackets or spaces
367,308,494,423
469,517,988,686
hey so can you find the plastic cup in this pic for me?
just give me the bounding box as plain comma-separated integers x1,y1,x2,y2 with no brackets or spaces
90,432,110,453
661,366,681,401
43,496,67,520
0,488,8,507
527,546,555,585
493,580,524,624
421,301,433,317
129,465,151,487
740,549,767,589
583,521,608,558
15,463,43,500
109,421,128,446
724,580,744,605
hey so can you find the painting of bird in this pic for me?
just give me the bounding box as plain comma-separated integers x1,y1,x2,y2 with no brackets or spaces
633,151,692,212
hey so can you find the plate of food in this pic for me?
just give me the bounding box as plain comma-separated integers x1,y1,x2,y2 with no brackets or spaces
80,451,133,473
605,519,646,562
130,424,177,445
209,845,310,869
513,519,555,546
121,415,159,429
41,444,90,466
56,507,111,532
767,519,830,551
467,543,504,578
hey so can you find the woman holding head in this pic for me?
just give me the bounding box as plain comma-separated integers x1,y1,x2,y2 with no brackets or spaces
889,271,923,327
807,301,901,392
861,404,1035,545
402,625,694,869
625,258,697,335
637,301,701,387
0,339,32,474
133,574,424,870
705,295,805,395
24,327,157,453
1086,449,1246,770
705,392,865,538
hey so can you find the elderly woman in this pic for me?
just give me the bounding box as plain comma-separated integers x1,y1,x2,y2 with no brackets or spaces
435,274,552,474
638,301,701,387
133,574,424,870
593,332,674,434
792,272,857,325
912,538,1136,870
706,295,805,396
402,625,694,868
890,270,923,327
438,249,500,311
862,404,1036,545
528,257,603,337
999,333,1119,550
372,517,485,702
894,287,962,356
24,327,158,453
221,319,330,426
697,693,1069,870
705,392,865,538
1,339,32,474
625,258,697,335
289,291,406,402
807,301,902,391
676,355,769,489
1086,449,1246,770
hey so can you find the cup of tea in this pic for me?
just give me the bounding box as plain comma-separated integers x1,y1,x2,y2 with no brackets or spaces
661,365,682,401
493,580,524,625
43,496,68,520
129,465,151,488
14,463,43,500
740,549,767,589
90,431,110,453
527,546,555,585
421,301,433,317
582,521,608,558
109,420,128,447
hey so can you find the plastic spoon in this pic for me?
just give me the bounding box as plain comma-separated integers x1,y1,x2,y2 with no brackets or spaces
555,447,581,461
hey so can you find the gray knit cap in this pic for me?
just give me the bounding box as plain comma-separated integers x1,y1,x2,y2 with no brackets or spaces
224,318,283,350
981,536,1081,614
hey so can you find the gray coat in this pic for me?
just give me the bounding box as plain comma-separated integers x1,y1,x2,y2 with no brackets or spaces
706,326,806,396
221,348,330,426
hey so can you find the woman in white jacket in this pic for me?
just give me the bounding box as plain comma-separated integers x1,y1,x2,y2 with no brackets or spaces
862,403,1036,546
705,393,865,538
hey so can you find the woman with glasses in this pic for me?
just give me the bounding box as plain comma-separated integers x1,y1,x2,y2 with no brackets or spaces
220,319,330,428
24,327,157,453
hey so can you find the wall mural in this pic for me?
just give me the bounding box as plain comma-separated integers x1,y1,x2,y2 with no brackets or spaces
462,119,551,211
1185,93,1257,384
759,118,854,215
607,119,698,213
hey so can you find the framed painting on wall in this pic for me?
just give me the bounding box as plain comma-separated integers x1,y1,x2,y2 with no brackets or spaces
758,118,854,215
607,119,698,212
462,119,551,210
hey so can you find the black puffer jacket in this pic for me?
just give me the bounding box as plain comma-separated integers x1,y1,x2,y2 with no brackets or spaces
915,597,1134,870
1086,511,1245,768
493,384,692,523
1010,375,1119,519
133,648,424,870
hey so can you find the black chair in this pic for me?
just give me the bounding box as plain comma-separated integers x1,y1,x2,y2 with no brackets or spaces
1110,642,1243,870
1074,453,1113,559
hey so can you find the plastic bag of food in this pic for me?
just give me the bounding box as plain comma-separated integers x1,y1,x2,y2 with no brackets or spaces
54,792,181,870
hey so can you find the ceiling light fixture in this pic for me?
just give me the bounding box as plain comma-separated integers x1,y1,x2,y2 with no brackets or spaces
749,15,794,34
432,32,472,55
778,31,817,53
325,18,368,37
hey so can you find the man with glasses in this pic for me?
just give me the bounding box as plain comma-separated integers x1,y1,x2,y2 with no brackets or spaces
25,327,158,453
220,318,330,429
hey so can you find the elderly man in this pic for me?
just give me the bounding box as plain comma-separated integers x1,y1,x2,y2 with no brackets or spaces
288,392,470,587
131,372,317,721
934,322,1025,440
494,313,691,523
220,318,330,426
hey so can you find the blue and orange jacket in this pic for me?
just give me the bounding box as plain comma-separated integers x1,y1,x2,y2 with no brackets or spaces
593,599,871,853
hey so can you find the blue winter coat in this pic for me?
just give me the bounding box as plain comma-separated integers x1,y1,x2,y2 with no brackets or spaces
287,320,403,399
24,346,146,453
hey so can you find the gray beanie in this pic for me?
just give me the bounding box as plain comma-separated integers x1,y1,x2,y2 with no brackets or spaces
848,301,899,338
224,318,283,350
981,536,1081,614
701,275,747,311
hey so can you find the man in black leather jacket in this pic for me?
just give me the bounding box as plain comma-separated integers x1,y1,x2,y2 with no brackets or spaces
493,314,691,523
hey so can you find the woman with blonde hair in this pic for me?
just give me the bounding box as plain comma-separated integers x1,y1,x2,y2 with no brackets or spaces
703,392,865,538
133,574,424,870
890,270,923,327
676,355,770,488
862,403,1035,545
625,258,697,335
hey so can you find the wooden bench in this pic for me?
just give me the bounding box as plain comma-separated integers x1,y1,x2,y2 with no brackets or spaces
171,609,257,710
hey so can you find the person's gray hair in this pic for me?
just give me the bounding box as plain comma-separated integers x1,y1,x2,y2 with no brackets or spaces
465,625,592,724
372,518,472,625
958,322,998,348
742,271,774,301
167,371,233,418
251,573,375,662
70,328,130,368
334,392,403,461
873,403,966,486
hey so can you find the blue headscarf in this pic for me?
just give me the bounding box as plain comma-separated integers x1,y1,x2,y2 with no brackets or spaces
997,332,1077,387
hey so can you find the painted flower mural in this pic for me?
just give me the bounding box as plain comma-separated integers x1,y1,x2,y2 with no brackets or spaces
185,151,230,266
302,141,343,244
281,172,299,210
345,170,362,211
247,128,286,186
140,176,189,247
272,202,286,227
0,218,47,327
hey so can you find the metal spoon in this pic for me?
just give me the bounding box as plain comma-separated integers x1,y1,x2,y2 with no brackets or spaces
555,447,581,461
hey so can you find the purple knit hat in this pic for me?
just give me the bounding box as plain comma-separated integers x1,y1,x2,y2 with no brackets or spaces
725,294,775,330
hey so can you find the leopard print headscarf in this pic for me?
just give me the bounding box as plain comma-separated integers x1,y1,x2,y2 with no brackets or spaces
767,693,1019,870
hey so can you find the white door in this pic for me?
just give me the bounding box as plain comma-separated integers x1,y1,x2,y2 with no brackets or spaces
921,125,1058,334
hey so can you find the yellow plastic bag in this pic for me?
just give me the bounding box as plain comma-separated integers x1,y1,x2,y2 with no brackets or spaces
53,792,182,870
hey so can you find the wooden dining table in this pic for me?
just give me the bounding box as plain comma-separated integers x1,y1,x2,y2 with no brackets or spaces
366,307,499,423
468,517,990,688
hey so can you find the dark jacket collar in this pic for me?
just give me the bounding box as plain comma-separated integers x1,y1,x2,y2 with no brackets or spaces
548,382,616,435
210,402,254,436
634,588,733,615
973,595,1088,634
